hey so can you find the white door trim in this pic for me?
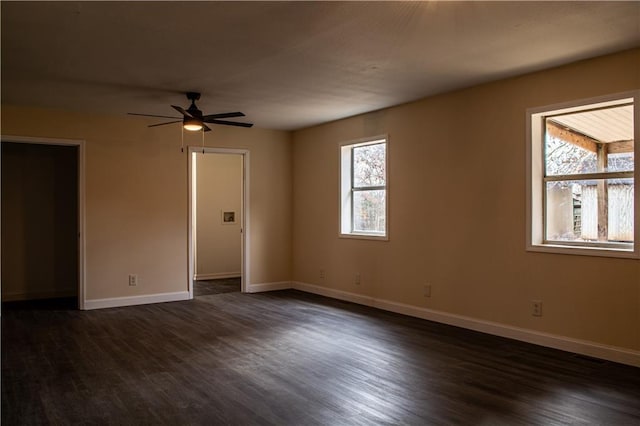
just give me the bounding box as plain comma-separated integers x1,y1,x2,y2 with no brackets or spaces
188,146,250,297
1,135,87,310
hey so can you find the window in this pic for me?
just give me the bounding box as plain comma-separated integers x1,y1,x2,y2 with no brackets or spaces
527,92,639,258
340,136,388,239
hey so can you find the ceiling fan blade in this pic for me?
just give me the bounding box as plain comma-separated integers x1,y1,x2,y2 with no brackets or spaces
148,120,182,128
171,105,193,117
128,112,181,119
202,112,245,121
203,124,212,132
209,119,254,128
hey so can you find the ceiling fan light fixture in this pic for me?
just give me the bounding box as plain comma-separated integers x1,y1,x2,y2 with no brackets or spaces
183,117,203,131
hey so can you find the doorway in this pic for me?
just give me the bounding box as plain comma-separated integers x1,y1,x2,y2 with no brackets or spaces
188,147,249,298
1,137,85,309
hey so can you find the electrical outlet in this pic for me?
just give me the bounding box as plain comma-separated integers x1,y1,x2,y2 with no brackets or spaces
424,284,431,298
355,273,361,285
129,274,138,286
320,269,325,279
532,300,542,317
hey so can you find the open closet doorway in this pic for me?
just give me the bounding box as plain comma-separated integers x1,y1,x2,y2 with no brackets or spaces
1,136,85,309
188,147,249,298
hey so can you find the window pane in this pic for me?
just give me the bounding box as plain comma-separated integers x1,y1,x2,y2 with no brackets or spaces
545,179,634,243
353,190,385,233
353,143,386,187
608,150,634,173
545,134,597,176
546,104,634,176
608,179,634,241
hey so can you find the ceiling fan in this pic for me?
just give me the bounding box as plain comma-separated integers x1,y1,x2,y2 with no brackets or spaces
128,92,253,132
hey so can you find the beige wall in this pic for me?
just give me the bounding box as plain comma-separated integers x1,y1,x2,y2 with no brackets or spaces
0,107,292,300
1,142,78,300
291,49,640,352
195,153,242,278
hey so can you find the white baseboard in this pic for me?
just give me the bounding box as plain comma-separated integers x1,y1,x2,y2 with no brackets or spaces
2,289,77,302
84,291,190,310
292,281,640,368
247,281,292,293
194,272,241,280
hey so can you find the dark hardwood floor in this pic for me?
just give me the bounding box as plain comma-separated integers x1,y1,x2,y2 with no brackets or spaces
194,277,241,297
3,290,640,425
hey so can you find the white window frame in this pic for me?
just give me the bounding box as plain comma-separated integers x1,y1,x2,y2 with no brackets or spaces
526,91,639,259
340,135,389,240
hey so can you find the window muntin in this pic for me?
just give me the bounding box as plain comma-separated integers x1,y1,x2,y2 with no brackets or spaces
527,92,638,258
340,137,388,239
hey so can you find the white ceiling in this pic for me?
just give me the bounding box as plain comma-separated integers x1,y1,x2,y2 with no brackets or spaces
2,1,639,131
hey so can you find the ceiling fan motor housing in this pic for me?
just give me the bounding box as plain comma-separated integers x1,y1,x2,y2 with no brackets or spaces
186,92,201,102
185,93,203,118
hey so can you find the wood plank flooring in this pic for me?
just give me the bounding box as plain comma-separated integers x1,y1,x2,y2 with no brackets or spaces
3,290,640,425
194,278,241,297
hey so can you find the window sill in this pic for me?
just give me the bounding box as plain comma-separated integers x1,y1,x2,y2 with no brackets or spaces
340,233,389,242
527,243,638,259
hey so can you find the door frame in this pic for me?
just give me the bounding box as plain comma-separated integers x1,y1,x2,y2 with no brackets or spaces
187,146,249,298
0,135,86,309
